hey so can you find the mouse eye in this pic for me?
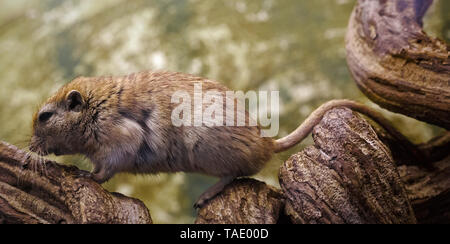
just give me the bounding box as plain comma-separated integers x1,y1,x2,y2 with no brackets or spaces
38,111,54,123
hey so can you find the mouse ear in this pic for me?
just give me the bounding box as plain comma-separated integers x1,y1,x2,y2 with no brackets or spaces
66,90,84,112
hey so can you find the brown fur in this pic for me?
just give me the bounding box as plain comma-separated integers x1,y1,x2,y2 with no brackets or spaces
30,71,275,183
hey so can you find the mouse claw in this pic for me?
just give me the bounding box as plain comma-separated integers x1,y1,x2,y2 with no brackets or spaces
193,197,210,209
75,170,93,179
193,200,205,210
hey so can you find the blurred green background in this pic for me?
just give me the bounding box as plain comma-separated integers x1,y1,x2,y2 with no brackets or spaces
0,0,448,223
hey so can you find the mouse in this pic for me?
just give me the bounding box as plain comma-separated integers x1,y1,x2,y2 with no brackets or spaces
29,71,420,208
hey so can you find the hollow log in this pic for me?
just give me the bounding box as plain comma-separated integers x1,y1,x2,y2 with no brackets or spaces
195,178,285,224
279,108,417,224
0,141,152,224
346,0,450,129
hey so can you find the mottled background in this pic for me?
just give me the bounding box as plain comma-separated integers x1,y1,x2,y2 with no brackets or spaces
0,0,448,223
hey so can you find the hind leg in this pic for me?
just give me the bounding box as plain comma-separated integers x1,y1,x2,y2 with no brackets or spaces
194,176,235,209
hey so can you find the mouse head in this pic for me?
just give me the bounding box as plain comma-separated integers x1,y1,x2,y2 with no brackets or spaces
30,87,87,156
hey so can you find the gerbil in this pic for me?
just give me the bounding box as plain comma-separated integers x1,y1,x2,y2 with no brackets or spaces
29,71,418,208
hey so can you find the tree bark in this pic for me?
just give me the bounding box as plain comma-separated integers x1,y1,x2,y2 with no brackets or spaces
195,178,285,224
278,107,450,224
344,0,450,223
279,108,417,224
0,141,152,224
398,155,450,224
346,0,450,129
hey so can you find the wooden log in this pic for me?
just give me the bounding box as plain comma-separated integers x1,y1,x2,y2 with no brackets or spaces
195,178,285,224
0,141,152,224
398,155,450,224
279,108,417,224
346,0,450,129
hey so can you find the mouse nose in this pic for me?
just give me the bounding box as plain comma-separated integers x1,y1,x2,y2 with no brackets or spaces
38,111,54,123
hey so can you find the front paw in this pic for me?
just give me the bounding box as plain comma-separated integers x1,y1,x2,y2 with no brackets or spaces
193,201,205,210
75,171,108,184
193,197,210,209
75,170,93,179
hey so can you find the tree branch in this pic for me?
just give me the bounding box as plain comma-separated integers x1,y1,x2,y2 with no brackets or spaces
278,108,450,224
195,178,285,224
346,0,450,129
279,108,417,224
0,141,152,224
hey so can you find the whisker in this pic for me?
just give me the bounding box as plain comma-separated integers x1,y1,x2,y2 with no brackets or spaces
20,147,35,185
40,157,44,176
41,156,48,177
32,150,39,175
16,151,27,186
37,151,44,176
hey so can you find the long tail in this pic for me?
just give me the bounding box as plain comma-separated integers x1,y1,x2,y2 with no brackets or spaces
274,99,417,154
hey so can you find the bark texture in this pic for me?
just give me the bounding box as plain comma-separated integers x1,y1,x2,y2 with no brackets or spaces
398,155,450,224
195,178,285,224
0,141,152,224
346,0,450,129
279,108,417,224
